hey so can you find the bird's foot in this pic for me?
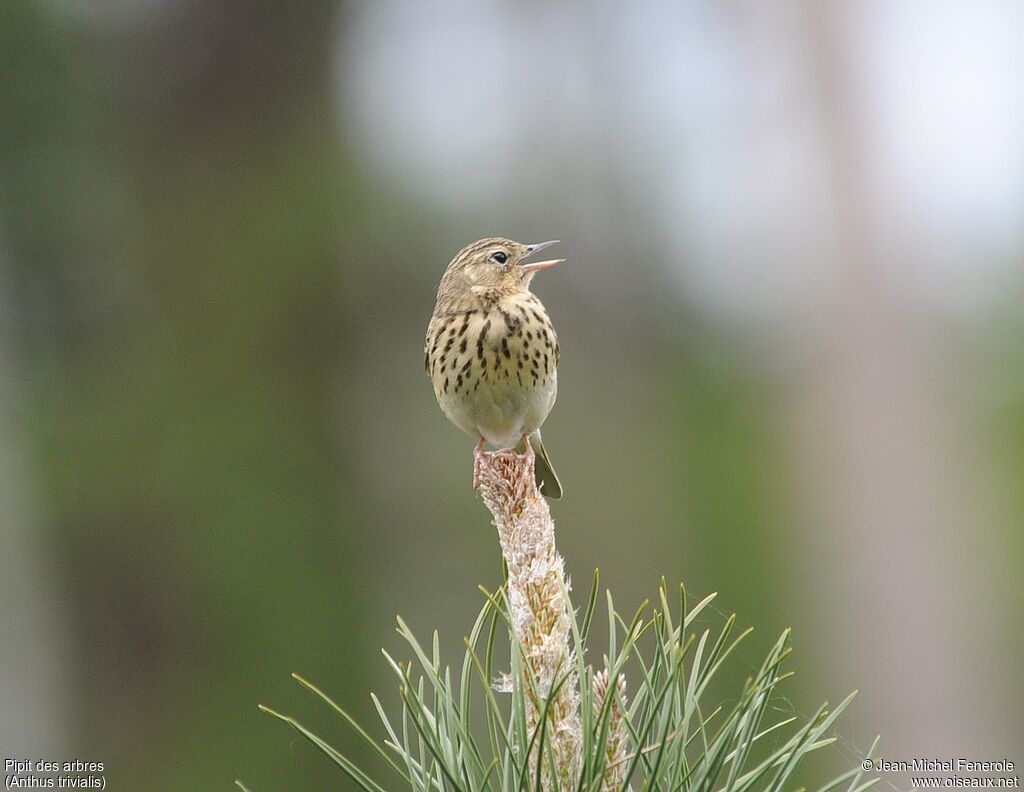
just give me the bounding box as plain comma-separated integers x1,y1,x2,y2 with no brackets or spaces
474,437,538,495
472,437,486,492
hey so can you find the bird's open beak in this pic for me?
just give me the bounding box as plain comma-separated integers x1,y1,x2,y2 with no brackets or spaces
519,240,564,273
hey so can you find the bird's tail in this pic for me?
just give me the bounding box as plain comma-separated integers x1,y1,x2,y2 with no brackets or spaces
529,430,563,500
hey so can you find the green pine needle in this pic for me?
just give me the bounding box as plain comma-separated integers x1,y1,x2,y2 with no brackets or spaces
258,578,870,792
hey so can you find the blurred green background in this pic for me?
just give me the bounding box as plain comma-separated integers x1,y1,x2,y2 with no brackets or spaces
1,1,1021,789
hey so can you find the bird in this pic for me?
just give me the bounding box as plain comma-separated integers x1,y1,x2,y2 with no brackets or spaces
425,237,564,499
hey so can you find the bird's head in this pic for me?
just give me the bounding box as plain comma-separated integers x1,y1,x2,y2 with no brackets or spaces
438,238,562,299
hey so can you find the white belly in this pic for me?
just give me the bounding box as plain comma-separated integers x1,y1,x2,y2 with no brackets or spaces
437,371,557,448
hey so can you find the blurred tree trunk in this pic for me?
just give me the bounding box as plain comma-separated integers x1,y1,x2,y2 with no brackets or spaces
0,1,384,788
0,243,68,755
788,0,999,757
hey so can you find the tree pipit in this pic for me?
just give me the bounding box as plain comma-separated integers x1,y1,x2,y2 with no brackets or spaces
425,238,563,499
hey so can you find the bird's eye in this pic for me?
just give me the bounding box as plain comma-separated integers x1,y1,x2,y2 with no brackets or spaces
491,251,508,265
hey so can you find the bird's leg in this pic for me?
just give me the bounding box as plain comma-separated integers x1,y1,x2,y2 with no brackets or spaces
521,434,535,462
472,436,487,491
